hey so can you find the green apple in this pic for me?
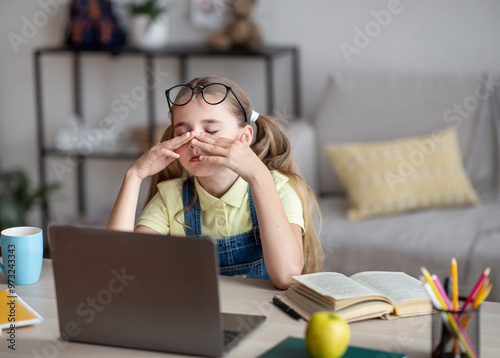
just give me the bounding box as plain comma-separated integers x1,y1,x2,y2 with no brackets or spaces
305,311,351,358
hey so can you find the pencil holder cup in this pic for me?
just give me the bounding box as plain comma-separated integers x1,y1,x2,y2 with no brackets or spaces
431,306,480,358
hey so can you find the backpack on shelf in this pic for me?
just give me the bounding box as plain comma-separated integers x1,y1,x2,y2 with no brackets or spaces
65,0,126,50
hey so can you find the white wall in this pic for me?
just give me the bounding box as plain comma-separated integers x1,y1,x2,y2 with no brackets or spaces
1,0,499,227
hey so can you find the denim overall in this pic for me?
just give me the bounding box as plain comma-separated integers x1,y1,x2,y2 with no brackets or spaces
182,180,270,280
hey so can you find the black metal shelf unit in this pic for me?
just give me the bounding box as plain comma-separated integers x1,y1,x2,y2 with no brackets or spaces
34,44,301,247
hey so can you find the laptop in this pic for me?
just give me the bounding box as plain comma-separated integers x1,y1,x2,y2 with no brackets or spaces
48,225,266,357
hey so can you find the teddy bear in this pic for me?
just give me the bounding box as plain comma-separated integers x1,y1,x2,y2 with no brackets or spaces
208,0,262,51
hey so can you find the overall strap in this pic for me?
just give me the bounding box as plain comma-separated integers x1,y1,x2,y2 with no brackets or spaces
183,178,260,241
182,179,202,237
248,187,260,243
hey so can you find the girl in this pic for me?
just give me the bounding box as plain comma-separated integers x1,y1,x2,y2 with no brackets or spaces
107,76,323,289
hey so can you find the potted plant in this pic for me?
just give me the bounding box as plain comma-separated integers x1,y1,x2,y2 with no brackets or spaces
127,0,170,50
0,165,58,231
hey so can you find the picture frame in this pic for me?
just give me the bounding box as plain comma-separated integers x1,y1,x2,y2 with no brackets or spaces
189,0,227,29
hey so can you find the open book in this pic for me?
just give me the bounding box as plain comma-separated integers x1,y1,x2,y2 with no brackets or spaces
274,271,432,323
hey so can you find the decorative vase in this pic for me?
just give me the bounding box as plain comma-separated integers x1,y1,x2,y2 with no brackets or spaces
129,14,169,50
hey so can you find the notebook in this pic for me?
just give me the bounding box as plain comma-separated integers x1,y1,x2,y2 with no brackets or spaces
0,289,43,329
257,336,407,358
48,225,266,357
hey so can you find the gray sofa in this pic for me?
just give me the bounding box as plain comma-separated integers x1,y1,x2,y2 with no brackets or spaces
287,71,500,301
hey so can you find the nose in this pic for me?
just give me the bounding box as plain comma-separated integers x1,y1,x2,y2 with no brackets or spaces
189,139,195,149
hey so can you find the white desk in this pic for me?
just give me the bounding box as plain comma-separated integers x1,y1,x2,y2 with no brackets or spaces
1,260,500,357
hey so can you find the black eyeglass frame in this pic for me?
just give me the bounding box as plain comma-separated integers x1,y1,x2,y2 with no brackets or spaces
165,83,248,122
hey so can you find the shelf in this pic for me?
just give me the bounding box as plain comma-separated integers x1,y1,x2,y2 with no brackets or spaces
43,148,142,160
35,43,298,58
34,43,301,252
35,43,301,116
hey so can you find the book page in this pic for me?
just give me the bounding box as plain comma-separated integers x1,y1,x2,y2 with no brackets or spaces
350,271,428,304
292,272,383,300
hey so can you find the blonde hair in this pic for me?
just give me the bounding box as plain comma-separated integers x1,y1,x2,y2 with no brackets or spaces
146,76,324,273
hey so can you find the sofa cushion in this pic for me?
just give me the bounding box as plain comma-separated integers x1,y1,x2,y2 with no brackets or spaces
325,127,480,220
313,71,492,197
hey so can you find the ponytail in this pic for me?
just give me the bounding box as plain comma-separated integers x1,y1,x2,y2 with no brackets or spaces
252,115,324,274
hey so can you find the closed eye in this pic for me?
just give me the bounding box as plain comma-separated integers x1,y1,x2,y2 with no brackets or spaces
206,130,218,135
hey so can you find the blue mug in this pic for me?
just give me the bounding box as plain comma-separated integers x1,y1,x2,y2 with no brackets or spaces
0,226,43,285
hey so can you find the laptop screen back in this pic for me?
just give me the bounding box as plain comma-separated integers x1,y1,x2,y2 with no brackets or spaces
49,226,225,357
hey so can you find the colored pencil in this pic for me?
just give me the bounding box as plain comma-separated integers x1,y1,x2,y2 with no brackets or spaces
433,275,453,309
451,258,460,356
462,267,491,312
472,279,489,308
461,283,492,329
451,258,459,310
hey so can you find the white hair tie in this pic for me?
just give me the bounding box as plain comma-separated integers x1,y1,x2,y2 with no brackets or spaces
250,110,259,123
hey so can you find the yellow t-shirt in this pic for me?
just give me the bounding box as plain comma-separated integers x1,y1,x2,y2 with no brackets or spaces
136,170,304,239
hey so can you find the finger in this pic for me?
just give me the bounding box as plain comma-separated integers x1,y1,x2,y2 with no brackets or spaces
148,146,180,162
165,131,196,149
159,148,180,159
198,155,225,165
194,132,233,147
191,138,229,156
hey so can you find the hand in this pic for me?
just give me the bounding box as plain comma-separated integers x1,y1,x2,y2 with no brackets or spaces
191,132,267,182
130,131,195,181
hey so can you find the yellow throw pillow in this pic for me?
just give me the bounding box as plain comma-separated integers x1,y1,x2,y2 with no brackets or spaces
325,127,480,221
